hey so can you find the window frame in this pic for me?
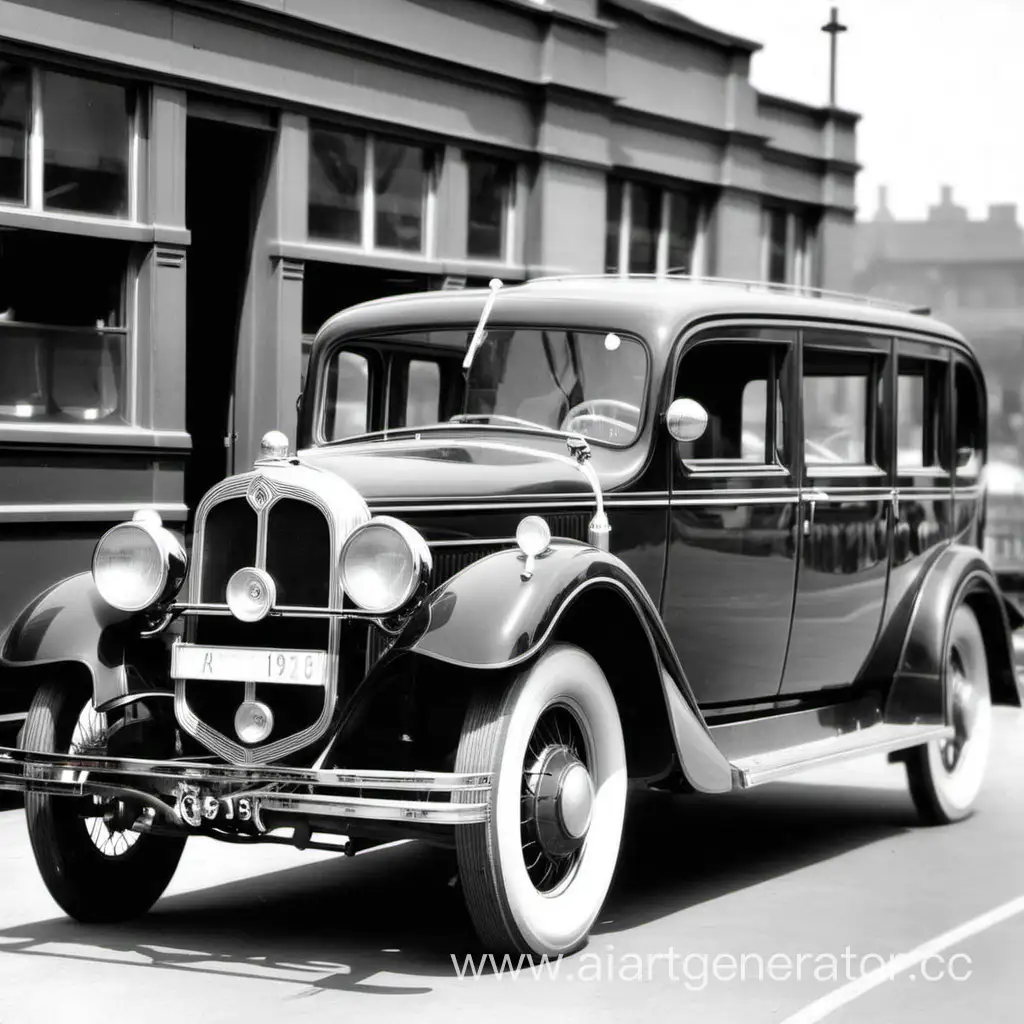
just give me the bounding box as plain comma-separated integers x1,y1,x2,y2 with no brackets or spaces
895,340,952,480
0,62,142,223
761,204,819,288
308,122,439,257
669,327,797,480
605,176,709,277
465,151,517,264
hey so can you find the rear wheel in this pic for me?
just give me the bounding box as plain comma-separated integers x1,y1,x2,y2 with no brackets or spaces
23,680,186,921
455,644,627,956
906,605,993,824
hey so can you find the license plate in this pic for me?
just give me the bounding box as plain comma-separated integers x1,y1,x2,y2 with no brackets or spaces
172,644,327,686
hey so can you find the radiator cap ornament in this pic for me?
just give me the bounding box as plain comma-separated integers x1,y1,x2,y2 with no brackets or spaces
258,430,289,463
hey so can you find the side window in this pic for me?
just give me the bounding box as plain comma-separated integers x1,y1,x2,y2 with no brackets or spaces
404,359,441,427
954,360,984,479
323,349,370,440
897,355,948,471
803,349,882,466
674,340,790,465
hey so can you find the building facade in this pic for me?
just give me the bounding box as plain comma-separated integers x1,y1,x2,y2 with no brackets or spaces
0,0,858,632
855,185,1024,458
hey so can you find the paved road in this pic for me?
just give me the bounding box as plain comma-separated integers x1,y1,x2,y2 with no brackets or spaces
1,710,1023,1023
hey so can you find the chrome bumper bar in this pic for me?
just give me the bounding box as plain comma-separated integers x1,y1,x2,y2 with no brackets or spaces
0,746,492,826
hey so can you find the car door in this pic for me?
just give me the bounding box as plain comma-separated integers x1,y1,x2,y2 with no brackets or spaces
662,326,800,706
779,328,893,696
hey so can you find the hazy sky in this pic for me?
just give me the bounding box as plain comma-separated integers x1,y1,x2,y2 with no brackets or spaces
662,0,1021,223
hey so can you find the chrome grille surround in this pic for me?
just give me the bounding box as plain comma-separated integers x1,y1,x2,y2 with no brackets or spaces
176,463,370,765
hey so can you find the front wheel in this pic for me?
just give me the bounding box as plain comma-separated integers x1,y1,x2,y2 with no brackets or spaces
23,680,186,922
455,644,627,956
906,605,993,824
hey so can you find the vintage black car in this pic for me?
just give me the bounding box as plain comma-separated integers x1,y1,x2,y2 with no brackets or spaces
1,277,1020,957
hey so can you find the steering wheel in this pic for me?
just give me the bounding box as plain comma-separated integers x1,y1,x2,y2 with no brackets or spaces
560,399,641,441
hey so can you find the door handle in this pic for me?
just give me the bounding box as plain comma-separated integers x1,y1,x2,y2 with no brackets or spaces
802,490,830,536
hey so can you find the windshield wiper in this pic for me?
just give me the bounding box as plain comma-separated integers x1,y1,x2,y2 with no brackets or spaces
461,278,503,380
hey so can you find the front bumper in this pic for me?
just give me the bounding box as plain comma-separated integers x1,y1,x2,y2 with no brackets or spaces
0,746,492,827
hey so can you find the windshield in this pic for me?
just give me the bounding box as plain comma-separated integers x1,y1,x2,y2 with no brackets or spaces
319,327,648,447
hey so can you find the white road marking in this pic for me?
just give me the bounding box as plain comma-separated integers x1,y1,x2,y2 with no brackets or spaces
781,893,1024,1024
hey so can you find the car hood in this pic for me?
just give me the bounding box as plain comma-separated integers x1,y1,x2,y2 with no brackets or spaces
296,434,596,503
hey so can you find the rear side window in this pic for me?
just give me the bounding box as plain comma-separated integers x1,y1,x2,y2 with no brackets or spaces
802,349,883,466
955,360,984,479
897,356,948,471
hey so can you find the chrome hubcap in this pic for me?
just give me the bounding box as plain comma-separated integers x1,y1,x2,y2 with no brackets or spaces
941,650,977,773
520,702,593,894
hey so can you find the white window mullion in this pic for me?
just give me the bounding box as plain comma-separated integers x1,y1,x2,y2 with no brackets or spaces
691,200,708,278
656,189,670,276
504,165,516,265
784,211,796,286
363,135,375,250
423,150,437,258
28,67,44,211
619,183,631,277
128,90,141,223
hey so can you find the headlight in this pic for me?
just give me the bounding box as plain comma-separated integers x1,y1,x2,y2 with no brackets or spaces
92,510,187,613
340,517,431,615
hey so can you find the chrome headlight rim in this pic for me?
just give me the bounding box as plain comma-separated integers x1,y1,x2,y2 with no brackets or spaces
92,513,187,614
339,516,432,616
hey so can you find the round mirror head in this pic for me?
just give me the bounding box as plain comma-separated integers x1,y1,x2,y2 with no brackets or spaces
665,398,708,443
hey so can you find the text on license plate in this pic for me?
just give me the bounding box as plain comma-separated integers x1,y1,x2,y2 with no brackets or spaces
172,644,327,686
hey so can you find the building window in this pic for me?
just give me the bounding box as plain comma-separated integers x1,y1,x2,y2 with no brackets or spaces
308,124,436,254
763,206,818,287
0,232,131,425
0,63,29,205
466,153,515,261
605,177,707,276
0,63,136,218
308,128,364,244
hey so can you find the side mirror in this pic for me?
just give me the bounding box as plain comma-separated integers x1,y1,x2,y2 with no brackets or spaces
666,398,708,443
956,445,975,469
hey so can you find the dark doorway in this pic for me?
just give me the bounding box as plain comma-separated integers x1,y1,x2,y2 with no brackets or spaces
185,116,270,520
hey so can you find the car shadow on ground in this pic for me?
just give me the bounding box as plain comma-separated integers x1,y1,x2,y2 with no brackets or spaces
0,779,917,994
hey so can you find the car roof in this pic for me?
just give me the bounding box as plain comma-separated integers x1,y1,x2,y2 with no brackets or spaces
312,276,972,358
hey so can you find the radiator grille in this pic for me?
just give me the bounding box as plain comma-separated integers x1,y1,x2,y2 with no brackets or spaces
200,499,257,603
267,499,331,606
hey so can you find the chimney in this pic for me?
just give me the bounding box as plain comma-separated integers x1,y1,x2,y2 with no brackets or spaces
875,185,893,222
988,203,1018,226
928,184,967,223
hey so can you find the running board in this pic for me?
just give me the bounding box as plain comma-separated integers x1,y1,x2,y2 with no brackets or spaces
731,723,954,789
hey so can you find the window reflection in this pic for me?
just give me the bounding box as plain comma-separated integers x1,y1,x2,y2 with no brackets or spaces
0,62,29,204
42,71,131,216
667,189,700,273
323,349,369,440
0,325,126,423
628,182,659,274
467,154,513,260
375,139,429,252
308,127,364,243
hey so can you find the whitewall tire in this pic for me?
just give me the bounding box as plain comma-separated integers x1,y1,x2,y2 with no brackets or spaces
455,643,627,956
906,605,993,824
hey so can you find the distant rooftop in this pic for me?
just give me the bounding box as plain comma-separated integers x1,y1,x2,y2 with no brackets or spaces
856,185,1024,267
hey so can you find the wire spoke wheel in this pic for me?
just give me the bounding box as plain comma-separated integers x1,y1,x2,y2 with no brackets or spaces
69,704,142,859
23,679,186,922
456,644,626,956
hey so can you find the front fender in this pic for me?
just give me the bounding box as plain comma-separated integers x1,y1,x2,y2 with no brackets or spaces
0,573,139,708
887,545,1022,723
395,541,732,793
